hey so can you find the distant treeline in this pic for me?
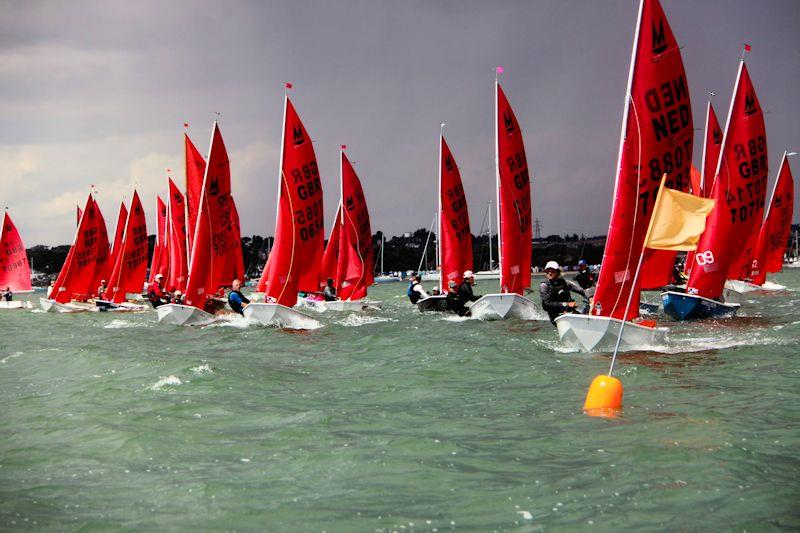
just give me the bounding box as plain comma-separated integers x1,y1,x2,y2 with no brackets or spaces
26,224,799,283
26,231,606,283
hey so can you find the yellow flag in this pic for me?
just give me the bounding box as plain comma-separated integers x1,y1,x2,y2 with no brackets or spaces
644,178,715,251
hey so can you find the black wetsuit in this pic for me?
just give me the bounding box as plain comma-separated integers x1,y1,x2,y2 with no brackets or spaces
323,285,337,301
539,276,586,324
227,290,250,315
573,268,596,290
2,290,12,302
455,280,481,316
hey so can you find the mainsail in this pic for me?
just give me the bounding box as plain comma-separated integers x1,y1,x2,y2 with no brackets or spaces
438,135,472,292
88,197,110,298
262,96,325,307
592,0,693,319
51,194,107,303
751,153,793,285
148,196,169,283
321,203,342,286
106,191,148,303
686,61,767,298
104,201,128,283
495,81,532,295
167,178,189,292
0,210,32,292
184,122,244,308
185,133,206,255
336,151,374,301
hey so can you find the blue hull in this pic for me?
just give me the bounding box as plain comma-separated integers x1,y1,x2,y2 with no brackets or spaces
661,291,739,321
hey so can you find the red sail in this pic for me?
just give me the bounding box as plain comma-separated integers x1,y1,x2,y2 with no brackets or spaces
88,198,110,298
107,191,148,302
264,97,325,307
496,82,532,295
751,154,793,285
104,201,128,283
0,211,32,292
184,122,244,308
149,196,169,283
439,135,473,291
231,201,245,282
52,194,107,303
337,152,374,301
700,103,723,198
167,178,189,292
687,62,767,298
592,0,693,319
321,203,342,285
185,133,206,255
689,165,701,196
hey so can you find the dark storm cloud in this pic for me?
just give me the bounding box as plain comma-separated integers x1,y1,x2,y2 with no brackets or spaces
1,0,798,245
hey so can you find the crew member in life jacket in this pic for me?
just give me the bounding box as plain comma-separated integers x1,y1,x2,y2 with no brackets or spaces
455,270,481,316
539,261,587,324
323,278,338,301
147,274,170,308
407,274,429,304
96,280,108,300
227,279,250,315
573,260,596,294
2,287,12,302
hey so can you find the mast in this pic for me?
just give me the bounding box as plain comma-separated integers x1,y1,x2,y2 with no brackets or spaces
494,76,502,287
437,124,444,291
381,234,384,274
699,98,713,196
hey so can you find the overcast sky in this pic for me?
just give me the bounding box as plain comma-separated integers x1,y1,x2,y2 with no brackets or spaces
2,0,798,246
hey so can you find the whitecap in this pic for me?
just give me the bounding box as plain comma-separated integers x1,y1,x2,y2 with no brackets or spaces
103,319,137,329
337,314,395,327
207,314,251,329
0,351,23,364
150,375,182,390
191,364,213,375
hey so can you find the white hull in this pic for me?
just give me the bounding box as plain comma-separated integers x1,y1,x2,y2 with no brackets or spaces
39,298,92,313
157,304,216,326
297,297,381,313
724,279,787,294
0,300,32,310
243,303,322,329
468,293,547,321
555,314,668,352
374,275,402,284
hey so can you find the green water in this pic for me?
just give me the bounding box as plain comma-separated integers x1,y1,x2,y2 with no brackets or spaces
1,272,799,531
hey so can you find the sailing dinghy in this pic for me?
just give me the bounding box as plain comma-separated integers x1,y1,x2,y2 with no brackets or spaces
246,94,323,329
468,76,543,320
158,122,244,326
96,191,149,312
724,152,793,295
0,210,33,309
662,59,767,320
418,131,473,313
309,148,381,312
557,0,692,349
41,193,110,313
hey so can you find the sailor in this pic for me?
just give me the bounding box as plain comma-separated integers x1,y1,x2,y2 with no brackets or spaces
227,279,250,315
146,274,170,308
457,271,480,302
97,280,108,300
171,290,184,305
539,260,587,324
672,261,687,285
2,287,12,301
407,274,428,304
573,260,596,291
323,278,338,301
445,279,463,314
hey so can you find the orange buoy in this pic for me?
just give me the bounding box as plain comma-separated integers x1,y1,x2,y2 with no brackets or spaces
583,374,623,415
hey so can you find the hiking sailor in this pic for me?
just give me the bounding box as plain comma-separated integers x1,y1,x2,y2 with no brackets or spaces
539,261,587,324
227,279,250,315
146,274,170,308
407,274,429,304
323,278,338,301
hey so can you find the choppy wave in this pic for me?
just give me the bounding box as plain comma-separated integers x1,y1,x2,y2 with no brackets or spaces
190,363,213,375
103,319,139,329
150,375,182,390
0,351,23,364
336,314,395,327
